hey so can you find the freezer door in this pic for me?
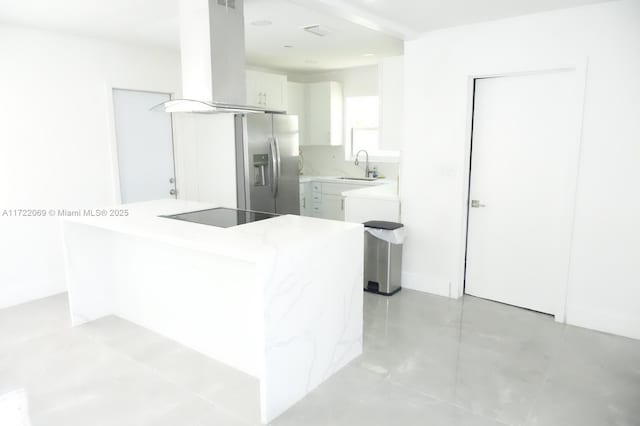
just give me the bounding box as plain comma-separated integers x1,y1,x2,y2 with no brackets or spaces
272,114,300,215
244,114,276,213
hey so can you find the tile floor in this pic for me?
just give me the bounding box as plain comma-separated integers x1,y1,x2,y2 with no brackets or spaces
1,290,639,426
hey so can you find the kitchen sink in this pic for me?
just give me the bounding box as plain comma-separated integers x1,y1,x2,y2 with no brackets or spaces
338,177,378,181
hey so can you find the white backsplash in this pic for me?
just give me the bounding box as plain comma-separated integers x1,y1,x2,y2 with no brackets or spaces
300,146,399,179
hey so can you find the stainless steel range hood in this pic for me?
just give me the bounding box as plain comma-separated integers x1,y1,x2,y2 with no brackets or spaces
155,99,270,114
153,0,275,114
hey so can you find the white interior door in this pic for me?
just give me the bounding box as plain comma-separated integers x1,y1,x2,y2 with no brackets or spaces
113,89,176,203
465,71,578,315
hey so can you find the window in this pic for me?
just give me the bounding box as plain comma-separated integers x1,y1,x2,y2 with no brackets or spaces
345,96,400,162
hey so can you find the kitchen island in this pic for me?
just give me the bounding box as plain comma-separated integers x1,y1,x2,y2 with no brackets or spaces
61,200,363,424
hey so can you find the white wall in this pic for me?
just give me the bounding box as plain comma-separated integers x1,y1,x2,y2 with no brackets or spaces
0,25,181,309
291,66,400,178
401,0,640,339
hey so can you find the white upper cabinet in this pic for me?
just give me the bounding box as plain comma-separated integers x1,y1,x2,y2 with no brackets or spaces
378,56,404,151
306,81,343,146
287,82,307,145
246,70,288,111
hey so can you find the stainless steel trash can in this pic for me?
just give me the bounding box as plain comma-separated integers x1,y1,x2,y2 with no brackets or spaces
363,221,404,296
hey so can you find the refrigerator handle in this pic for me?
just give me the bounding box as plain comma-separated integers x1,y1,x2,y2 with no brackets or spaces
268,137,279,197
274,136,282,197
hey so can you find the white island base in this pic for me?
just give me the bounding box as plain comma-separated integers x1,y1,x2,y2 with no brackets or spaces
62,200,363,424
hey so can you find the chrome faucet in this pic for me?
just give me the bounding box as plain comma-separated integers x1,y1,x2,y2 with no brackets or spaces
354,150,370,178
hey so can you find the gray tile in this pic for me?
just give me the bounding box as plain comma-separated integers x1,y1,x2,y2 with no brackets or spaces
0,328,243,426
526,325,640,426
0,293,70,351
271,363,387,425
78,315,261,425
2,290,640,426
339,380,504,426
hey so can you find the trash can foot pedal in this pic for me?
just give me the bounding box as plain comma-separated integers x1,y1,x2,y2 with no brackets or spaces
364,281,402,296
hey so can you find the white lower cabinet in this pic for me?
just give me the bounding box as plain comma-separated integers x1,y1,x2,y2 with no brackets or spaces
320,194,344,220
300,180,376,220
344,197,400,223
299,182,311,216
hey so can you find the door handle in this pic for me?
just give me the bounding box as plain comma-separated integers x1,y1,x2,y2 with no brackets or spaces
274,136,281,197
268,137,279,197
268,137,276,196
471,200,486,208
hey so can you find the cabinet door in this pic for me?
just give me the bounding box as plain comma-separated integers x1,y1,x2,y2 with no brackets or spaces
379,56,404,150
246,70,287,110
288,82,307,145
305,82,342,146
299,183,306,215
299,182,313,216
320,194,344,221
328,82,343,146
344,197,400,223
263,74,287,111
306,82,331,146
246,70,263,107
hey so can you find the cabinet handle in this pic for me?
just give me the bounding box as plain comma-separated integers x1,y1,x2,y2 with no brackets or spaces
341,198,344,211
303,197,306,209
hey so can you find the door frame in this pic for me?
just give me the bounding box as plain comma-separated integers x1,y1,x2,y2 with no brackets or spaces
457,60,588,323
105,83,178,205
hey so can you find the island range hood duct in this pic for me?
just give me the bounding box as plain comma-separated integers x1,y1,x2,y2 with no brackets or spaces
152,0,278,114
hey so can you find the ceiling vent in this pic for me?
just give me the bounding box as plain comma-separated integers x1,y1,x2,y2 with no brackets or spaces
302,25,329,37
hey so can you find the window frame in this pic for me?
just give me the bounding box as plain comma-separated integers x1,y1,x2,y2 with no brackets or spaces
344,96,401,163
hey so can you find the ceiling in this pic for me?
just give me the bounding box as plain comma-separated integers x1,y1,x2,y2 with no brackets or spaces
0,0,402,72
0,0,612,72
299,0,614,39
244,0,401,72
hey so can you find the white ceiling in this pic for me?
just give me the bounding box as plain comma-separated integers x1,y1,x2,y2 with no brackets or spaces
0,0,612,72
0,0,402,72
244,0,402,72
299,0,614,39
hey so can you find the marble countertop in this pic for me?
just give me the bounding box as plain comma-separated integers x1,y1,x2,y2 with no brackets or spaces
299,175,394,186
341,182,400,201
62,199,362,262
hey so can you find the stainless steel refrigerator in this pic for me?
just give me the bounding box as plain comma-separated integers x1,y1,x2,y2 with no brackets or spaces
235,114,300,215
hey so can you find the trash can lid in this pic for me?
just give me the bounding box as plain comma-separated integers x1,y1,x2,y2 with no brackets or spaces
363,220,404,230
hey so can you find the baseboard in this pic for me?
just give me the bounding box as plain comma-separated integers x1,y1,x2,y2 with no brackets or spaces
566,304,640,340
401,271,457,298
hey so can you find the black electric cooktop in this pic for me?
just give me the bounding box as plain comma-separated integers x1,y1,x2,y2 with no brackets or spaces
162,207,278,228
